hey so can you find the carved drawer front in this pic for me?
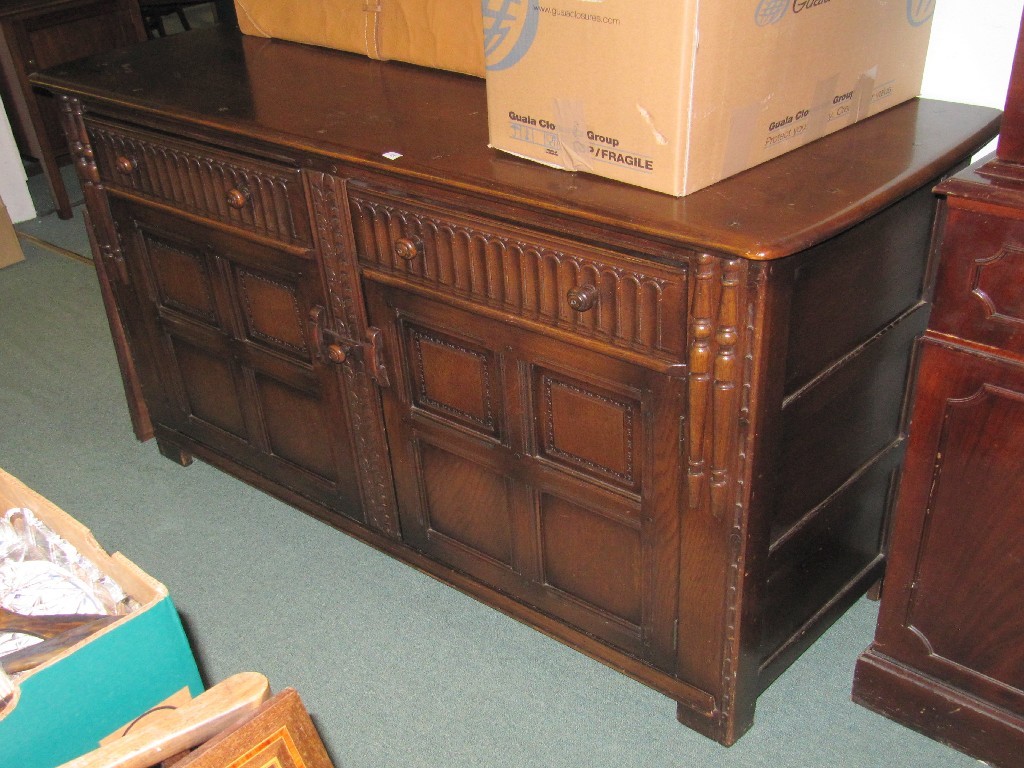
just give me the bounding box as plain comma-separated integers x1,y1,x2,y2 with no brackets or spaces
931,205,1024,356
85,118,311,247
350,188,687,362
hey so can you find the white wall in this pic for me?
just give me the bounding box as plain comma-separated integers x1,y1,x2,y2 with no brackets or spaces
921,1,1023,109
1,1,1023,222
0,107,36,223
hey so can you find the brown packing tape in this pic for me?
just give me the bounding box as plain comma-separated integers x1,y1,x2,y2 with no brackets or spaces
364,0,382,61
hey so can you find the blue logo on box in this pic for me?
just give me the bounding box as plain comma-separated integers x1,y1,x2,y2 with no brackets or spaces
755,0,789,26
906,0,935,26
484,0,540,71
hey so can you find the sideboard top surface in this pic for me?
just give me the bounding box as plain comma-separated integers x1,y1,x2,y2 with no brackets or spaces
33,27,1001,260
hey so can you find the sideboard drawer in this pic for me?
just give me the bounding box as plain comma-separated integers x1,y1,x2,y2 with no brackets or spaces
931,203,1024,356
349,187,688,363
85,119,312,248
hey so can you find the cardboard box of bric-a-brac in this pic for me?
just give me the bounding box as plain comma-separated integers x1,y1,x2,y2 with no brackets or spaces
0,467,203,768
483,0,936,196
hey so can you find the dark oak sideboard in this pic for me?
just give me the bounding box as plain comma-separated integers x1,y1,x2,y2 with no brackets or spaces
31,28,1000,745
851,15,1024,766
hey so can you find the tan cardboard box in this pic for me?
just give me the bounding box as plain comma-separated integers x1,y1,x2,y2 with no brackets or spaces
483,0,935,196
234,0,486,76
0,200,26,269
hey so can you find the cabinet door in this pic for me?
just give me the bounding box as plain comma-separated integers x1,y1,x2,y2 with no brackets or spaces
110,198,364,521
365,280,682,668
874,337,1024,716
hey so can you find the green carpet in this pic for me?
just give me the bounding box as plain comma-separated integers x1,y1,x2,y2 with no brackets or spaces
0,240,975,767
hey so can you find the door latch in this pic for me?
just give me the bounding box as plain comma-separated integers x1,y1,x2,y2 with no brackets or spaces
308,306,390,387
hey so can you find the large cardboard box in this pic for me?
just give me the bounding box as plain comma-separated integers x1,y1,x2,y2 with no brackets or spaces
483,0,935,196
0,468,204,768
0,200,26,269
234,0,486,76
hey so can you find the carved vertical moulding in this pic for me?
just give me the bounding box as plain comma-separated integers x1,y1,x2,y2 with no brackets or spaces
684,251,757,732
305,171,401,538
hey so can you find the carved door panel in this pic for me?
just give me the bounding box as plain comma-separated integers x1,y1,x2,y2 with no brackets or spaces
365,280,682,669
109,197,364,521
873,337,1024,715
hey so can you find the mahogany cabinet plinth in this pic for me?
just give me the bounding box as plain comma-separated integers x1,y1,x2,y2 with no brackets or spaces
31,28,1001,745
851,156,1024,766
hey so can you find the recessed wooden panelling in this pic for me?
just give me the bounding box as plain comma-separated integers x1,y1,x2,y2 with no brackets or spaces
536,370,638,491
143,233,218,325
236,269,309,359
419,441,514,567
930,206,1024,357
404,323,499,438
256,373,337,481
905,377,1024,694
539,493,642,627
172,338,245,438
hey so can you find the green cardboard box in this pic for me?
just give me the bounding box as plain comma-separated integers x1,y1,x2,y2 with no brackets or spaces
0,469,204,768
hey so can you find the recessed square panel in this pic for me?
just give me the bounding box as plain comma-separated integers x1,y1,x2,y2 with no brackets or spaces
405,324,500,438
172,338,245,437
256,373,336,481
536,370,639,490
419,442,513,566
237,268,309,358
540,493,642,626
144,233,217,324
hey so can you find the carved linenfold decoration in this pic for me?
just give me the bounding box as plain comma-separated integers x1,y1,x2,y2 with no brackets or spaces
86,122,310,247
306,172,400,538
971,244,1024,327
349,193,686,358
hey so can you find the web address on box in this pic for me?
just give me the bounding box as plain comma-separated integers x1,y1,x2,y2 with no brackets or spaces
533,4,622,24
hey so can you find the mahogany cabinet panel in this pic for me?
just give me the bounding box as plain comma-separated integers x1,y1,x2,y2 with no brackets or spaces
853,337,1024,766
929,203,1024,356
364,279,682,668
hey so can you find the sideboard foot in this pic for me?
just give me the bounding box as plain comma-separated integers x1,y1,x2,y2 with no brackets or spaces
157,440,193,467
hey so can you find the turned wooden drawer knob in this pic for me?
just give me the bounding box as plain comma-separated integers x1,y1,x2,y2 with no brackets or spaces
115,156,137,174
326,344,347,364
225,187,250,209
394,237,421,260
567,284,599,312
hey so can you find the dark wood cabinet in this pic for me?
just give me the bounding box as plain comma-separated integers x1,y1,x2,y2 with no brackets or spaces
32,28,1000,745
0,0,146,218
851,15,1024,766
